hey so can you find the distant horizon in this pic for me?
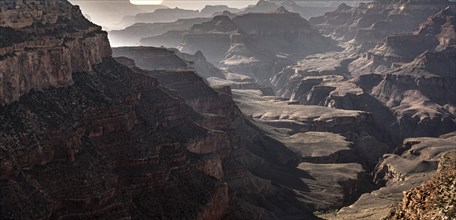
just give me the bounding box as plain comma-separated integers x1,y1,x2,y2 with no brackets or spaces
137,0,371,9
132,0,259,10
71,0,371,10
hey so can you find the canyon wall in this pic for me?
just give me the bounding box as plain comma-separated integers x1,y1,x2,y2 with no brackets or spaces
0,1,234,219
0,0,112,105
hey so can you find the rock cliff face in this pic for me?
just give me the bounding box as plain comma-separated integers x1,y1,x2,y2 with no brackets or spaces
0,1,236,219
0,0,112,105
350,6,456,75
0,57,233,220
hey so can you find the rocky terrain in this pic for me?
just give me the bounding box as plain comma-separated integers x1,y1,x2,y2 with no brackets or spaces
113,46,397,217
388,151,456,220
261,2,456,217
178,15,247,63
118,1,455,219
0,1,356,219
310,0,454,49
350,5,456,75
1,0,455,219
273,5,456,139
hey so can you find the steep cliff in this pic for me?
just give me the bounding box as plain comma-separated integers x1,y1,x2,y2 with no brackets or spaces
0,0,112,105
0,57,235,219
0,1,234,219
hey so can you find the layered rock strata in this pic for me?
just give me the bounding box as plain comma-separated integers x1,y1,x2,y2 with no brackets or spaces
0,0,111,105
274,8,456,139
0,1,235,219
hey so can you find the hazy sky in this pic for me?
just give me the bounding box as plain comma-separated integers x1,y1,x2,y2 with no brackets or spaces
130,0,163,4
132,0,257,9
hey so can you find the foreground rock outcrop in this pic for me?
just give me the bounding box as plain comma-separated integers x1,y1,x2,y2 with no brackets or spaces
0,57,232,219
388,151,456,220
0,0,111,105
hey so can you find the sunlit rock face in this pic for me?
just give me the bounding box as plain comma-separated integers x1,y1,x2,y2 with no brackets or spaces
0,0,112,105
388,150,456,220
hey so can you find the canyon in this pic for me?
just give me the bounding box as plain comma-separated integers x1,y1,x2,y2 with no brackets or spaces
0,0,455,219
